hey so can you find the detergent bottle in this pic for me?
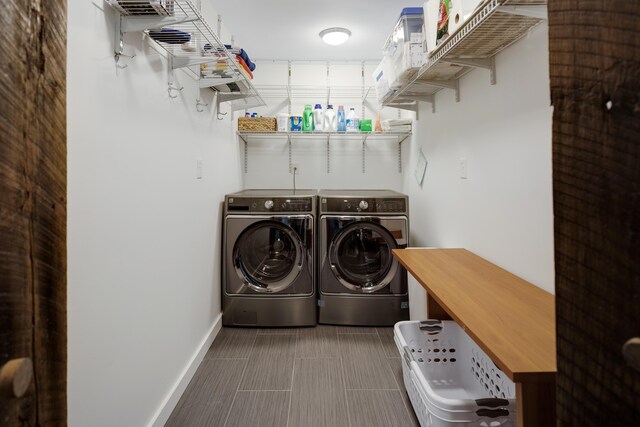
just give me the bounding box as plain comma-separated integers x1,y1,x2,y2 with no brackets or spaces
302,104,314,132
346,107,360,132
324,105,337,132
313,104,324,132
337,105,346,132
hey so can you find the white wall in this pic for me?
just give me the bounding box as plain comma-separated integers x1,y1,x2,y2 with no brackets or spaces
403,23,554,319
67,2,239,426
242,61,410,190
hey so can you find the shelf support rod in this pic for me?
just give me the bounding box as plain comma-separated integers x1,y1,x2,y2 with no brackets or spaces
327,134,331,174
326,62,331,108
288,135,292,174
242,136,248,173
287,61,292,116
361,134,368,174
497,5,547,20
441,57,496,85
361,61,366,120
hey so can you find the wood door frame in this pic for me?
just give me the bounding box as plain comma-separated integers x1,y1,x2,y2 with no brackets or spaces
0,1,67,425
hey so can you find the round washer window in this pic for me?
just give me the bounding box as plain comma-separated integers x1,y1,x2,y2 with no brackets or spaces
233,221,303,293
329,222,398,293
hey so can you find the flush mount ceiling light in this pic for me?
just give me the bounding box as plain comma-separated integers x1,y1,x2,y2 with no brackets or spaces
319,27,352,46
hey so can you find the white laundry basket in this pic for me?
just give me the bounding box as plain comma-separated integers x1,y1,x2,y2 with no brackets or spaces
394,320,516,426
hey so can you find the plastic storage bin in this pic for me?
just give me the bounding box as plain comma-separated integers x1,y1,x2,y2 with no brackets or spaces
393,7,425,42
373,58,393,104
394,320,516,426
383,8,425,90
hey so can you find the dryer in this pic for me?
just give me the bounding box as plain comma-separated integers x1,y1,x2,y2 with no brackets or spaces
223,189,316,327
318,190,409,326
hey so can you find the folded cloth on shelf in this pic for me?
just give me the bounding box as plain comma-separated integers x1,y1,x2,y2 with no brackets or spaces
224,44,241,54
225,44,256,71
236,56,254,79
385,125,412,132
381,118,412,132
383,119,413,126
148,28,191,44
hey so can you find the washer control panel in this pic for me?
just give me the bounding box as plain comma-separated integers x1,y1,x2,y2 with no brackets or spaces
321,197,406,213
227,197,313,213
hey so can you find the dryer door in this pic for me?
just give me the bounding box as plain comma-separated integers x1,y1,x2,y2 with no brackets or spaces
231,218,308,294
328,218,405,293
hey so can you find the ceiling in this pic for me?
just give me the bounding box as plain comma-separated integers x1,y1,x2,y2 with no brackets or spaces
210,0,422,61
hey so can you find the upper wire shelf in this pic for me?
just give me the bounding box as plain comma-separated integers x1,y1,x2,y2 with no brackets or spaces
106,0,265,110
383,0,547,111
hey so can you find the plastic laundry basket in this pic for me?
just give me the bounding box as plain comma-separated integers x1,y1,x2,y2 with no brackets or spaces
394,320,516,426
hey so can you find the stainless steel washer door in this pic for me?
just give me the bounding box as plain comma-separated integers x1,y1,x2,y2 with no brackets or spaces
233,220,303,293
329,221,399,293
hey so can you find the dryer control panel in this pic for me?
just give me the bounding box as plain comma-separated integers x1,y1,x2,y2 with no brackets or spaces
321,197,407,214
227,197,313,213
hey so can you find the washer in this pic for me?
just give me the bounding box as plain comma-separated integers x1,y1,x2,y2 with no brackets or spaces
223,189,316,327
318,189,409,326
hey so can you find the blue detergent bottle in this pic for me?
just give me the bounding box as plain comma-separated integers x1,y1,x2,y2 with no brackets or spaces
337,105,346,132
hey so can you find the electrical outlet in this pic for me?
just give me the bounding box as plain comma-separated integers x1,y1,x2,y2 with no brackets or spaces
290,163,301,176
459,157,468,179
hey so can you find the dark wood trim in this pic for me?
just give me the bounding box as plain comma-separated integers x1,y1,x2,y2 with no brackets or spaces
549,0,640,425
0,0,67,425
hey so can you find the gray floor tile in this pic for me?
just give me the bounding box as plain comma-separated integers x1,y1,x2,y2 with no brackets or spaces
339,334,398,389
377,327,400,358
224,391,290,427
257,327,300,335
347,390,416,427
335,325,378,334
206,327,257,359
239,335,296,390
387,358,420,426
165,358,246,427
288,359,350,427
296,325,341,358
387,357,406,392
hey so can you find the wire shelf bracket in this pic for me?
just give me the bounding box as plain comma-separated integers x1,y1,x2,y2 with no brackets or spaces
440,57,496,85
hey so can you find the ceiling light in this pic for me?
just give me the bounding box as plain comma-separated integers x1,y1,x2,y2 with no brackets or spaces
319,27,351,46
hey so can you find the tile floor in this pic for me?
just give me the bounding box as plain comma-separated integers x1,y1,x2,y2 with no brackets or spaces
166,325,419,427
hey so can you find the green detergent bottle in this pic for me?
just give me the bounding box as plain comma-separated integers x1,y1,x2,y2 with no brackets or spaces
302,104,314,132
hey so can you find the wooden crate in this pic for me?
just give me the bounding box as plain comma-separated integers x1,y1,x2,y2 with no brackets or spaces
237,117,276,132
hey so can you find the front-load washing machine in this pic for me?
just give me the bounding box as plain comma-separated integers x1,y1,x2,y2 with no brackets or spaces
318,189,409,326
222,189,316,327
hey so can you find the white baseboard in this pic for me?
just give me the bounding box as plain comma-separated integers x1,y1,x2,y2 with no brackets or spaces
148,314,223,427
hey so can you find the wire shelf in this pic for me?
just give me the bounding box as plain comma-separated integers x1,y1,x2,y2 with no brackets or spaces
106,0,264,108
384,0,546,108
237,131,412,143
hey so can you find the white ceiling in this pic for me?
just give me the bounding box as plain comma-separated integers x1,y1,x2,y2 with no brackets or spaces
210,0,422,61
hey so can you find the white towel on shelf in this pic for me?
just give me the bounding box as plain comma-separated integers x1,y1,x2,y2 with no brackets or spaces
383,119,413,126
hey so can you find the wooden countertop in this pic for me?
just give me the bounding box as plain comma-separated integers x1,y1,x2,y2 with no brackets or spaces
393,248,556,383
